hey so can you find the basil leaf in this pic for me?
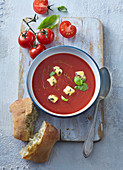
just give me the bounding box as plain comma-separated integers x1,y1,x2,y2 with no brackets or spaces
57,6,67,12
82,78,86,82
74,76,83,85
75,86,79,89
81,83,88,91
49,71,55,77
61,96,68,102
38,15,60,30
75,83,88,91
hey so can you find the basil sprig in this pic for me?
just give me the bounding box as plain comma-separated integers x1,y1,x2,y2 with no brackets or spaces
49,71,55,77
74,76,88,91
38,15,60,30
75,83,88,91
74,76,83,85
82,77,86,82
57,6,67,12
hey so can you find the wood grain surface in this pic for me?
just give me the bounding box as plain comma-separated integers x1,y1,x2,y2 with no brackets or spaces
18,17,104,142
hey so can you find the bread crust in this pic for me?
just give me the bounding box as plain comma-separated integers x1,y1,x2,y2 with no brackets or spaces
20,121,59,163
9,98,37,141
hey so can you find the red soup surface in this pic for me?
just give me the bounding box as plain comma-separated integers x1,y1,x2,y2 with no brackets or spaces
32,53,96,114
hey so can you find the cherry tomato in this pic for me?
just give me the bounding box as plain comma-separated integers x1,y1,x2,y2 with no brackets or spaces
37,28,54,44
29,44,46,59
59,21,77,38
33,0,48,14
18,31,35,49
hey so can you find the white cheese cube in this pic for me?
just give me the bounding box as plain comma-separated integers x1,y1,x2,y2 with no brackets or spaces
53,66,63,76
48,95,58,103
63,86,75,96
47,76,57,86
75,71,86,80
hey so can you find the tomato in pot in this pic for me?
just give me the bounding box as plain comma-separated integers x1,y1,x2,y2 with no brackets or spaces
30,44,46,59
18,31,35,49
59,21,77,38
37,28,54,44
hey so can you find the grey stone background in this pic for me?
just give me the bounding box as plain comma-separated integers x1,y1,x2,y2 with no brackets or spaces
0,0,123,169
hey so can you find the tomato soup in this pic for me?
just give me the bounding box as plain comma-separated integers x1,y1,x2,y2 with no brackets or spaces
32,53,96,114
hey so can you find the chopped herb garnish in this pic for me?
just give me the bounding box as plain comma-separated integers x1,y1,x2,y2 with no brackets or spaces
74,76,83,85
82,77,86,82
75,83,88,91
74,75,88,91
49,71,55,77
57,6,67,12
61,96,68,102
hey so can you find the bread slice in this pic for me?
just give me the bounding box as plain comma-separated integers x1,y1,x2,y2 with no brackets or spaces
19,121,59,163
9,98,38,141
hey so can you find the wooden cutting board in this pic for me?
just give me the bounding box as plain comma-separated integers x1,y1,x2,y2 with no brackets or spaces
18,17,104,142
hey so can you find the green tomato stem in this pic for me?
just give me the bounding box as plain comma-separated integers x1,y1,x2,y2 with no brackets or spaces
23,19,36,37
47,4,54,14
27,14,39,24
